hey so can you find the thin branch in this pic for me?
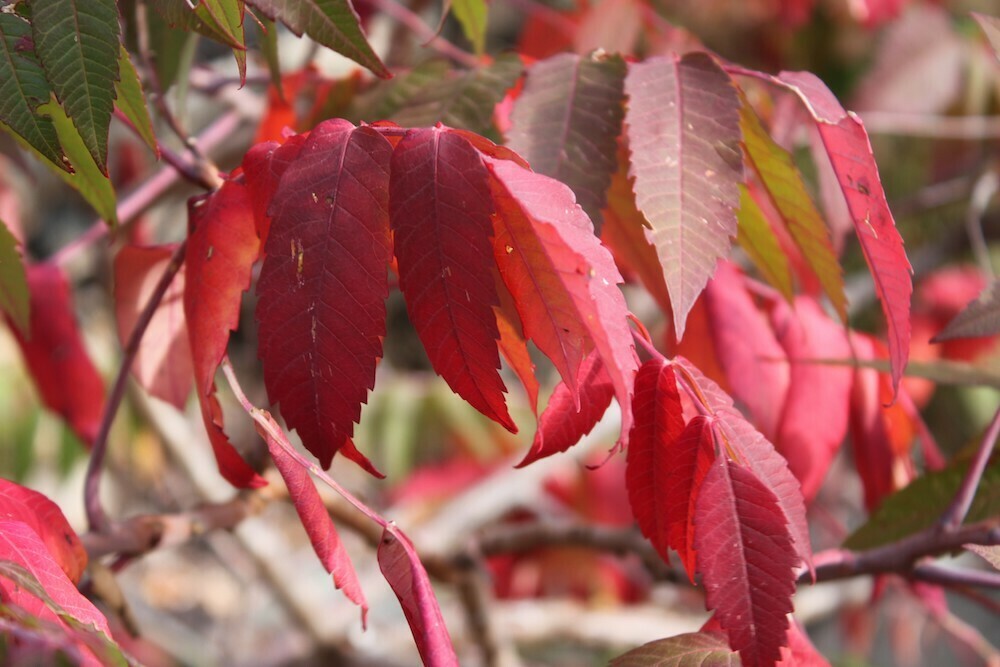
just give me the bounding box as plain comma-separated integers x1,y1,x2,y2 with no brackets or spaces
939,404,1000,532
364,0,481,68
912,563,1000,589
84,241,187,532
966,168,999,278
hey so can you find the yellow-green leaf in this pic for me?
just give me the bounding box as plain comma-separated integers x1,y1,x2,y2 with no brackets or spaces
0,218,30,335
736,185,794,304
115,45,158,155
450,0,487,55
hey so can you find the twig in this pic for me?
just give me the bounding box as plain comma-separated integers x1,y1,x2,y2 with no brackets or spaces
966,168,999,278
84,241,187,532
939,404,1000,532
364,0,481,68
911,563,1000,590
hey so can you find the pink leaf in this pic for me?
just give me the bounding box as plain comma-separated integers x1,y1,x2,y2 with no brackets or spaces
624,53,743,339
694,458,796,667
0,480,87,585
378,523,458,666
256,119,392,468
778,71,912,394
114,244,193,409
185,179,266,489
10,264,105,446
390,127,515,432
486,155,637,444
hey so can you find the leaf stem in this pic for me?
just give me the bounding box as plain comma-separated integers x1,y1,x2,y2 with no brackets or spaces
84,241,188,532
939,403,1000,532
364,0,481,68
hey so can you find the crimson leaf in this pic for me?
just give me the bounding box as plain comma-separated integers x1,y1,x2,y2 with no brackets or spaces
390,127,515,432
257,119,392,468
0,480,87,585
694,458,796,667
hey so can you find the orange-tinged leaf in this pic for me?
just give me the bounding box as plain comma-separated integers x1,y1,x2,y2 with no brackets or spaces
493,274,540,415
114,244,193,409
390,127,515,432
257,120,393,468
624,53,743,339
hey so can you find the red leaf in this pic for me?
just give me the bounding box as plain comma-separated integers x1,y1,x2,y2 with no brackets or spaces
516,351,614,467
258,418,368,621
778,71,912,394
0,480,86,585
114,244,193,409
241,134,308,246
10,264,105,446
624,53,743,339
676,358,813,570
0,521,112,647
664,415,715,581
770,297,852,503
777,619,831,667
390,127,515,432
257,119,392,468
494,274,540,415
486,155,637,443
378,523,458,667
185,179,266,489
694,458,796,667
625,359,684,563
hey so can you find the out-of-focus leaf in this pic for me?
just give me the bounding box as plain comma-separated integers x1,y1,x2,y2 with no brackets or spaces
36,99,117,226
30,0,120,172
844,458,1000,550
0,217,29,335
573,0,642,56
450,0,487,54
0,14,64,170
931,280,1000,343
391,54,523,139
259,17,283,98
736,185,794,304
247,0,389,78
610,631,738,666
625,53,743,340
739,100,844,319
114,45,157,155
973,13,1000,60
352,61,450,121
965,544,1000,571
146,13,193,92
507,52,625,226
152,0,247,80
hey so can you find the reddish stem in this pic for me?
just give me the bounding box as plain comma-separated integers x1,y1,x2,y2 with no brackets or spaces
939,404,1000,532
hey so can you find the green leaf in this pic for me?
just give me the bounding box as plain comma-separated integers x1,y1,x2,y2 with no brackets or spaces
29,0,121,173
736,185,794,304
739,98,846,321
450,0,487,54
610,632,738,666
844,458,1000,550
390,54,523,139
114,45,157,155
0,14,65,171
259,17,284,99
0,218,30,335
246,0,390,78
37,99,117,226
152,0,247,81
350,60,450,121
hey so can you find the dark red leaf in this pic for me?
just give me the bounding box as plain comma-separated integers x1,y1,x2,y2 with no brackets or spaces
241,134,308,246
694,458,796,667
390,127,515,431
625,359,685,563
10,264,105,446
0,479,86,585
378,523,458,666
486,155,637,443
185,179,266,488
113,244,193,409
778,71,912,395
258,416,368,621
624,53,743,339
257,119,392,468
516,351,614,467
664,415,715,581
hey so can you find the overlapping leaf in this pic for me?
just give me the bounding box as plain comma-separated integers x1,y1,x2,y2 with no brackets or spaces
736,185,794,304
625,359,685,563
610,631,738,666
507,52,626,225
114,45,157,155
0,217,29,334
390,127,515,432
624,53,743,339
739,100,845,319
931,279,1000,342
694,458,796,667
449,0,487,54
0,14,64,170
247,0,389,78
778,71,911,393
114,244,193,409
664,416,714,581
378,523,459,666
485,154,637,443
184,180,266,488
0,480,87,585
11,263,105,446
30,0,120,171
242,134,308,245
257,119,393,468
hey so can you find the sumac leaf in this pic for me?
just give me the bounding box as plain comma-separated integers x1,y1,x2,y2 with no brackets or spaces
241,134,308,245
0,480,87,585
0,216,29,334
931,279,1000,343
610,631,738,666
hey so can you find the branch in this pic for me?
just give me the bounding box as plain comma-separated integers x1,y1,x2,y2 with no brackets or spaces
363,0,480,68
84,241,187,532
939,404,1000,532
